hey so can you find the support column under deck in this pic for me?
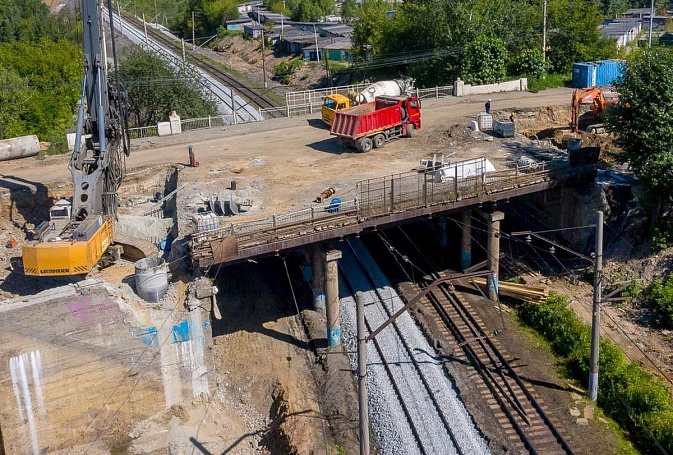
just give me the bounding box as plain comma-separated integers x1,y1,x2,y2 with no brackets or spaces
487,211,505,301
325,249,343,348
460,209,472,271
311,245,326,312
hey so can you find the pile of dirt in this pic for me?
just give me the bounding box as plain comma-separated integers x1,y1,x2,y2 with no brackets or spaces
577,131,623,162
502,105,573,136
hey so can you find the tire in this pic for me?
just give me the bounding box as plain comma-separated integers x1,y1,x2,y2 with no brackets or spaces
400,107,407,120
359,137,373,153
406,123,415,138
373,134,385,148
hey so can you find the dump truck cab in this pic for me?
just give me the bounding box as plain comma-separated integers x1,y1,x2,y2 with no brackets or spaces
322,94,351,126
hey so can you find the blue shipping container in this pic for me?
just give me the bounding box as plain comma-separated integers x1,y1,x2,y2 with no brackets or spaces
572,63,596,88
572,60,624,88
595,60,624,87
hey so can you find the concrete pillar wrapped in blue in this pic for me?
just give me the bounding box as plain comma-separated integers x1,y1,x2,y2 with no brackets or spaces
325,249,343,347
487,211,505,301
460,209,472,270
312,245,326,312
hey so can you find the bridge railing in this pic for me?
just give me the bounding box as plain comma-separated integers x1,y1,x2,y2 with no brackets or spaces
194,158,555,250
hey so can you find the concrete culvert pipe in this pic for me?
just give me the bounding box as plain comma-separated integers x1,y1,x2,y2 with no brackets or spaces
0,135,40,161
134,257,168,303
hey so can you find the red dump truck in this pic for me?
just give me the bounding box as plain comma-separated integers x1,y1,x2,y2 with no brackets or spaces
330,95,421,152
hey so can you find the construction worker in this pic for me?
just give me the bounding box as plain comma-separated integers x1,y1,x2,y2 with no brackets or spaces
188,145,200,167
485,99,492,114
509,112,515,123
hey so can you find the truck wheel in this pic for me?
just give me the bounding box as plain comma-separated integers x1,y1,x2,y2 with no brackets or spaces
373,134,385,148
406,123,415,138
359,137,373,153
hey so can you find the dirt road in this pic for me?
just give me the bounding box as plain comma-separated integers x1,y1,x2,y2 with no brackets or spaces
1,88,573,188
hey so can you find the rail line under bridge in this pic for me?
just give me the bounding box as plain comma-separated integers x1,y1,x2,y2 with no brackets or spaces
190,157,598,269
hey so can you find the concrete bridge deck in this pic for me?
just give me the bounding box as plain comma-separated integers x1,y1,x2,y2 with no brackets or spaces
191,158,598,268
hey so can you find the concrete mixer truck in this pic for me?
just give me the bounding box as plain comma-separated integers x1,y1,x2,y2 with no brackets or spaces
321,77,415,126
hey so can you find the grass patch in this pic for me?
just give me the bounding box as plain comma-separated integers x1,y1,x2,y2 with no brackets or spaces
527,73,571,92
517,293,673,453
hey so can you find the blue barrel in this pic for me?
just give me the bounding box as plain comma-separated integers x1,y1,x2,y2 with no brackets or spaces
327,197,341,213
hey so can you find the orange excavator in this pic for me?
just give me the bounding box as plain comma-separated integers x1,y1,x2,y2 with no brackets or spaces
570,87,616,134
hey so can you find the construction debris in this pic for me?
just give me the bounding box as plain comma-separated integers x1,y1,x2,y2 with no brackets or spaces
471,277,549,303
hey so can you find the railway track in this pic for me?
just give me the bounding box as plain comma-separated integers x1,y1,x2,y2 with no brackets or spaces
376,227,574,455
116,12,281,114
338,237,488,455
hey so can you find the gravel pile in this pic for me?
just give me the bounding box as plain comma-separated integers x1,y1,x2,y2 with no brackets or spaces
338,238,490,455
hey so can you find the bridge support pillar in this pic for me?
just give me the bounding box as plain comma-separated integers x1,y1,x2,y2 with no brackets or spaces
487,211,505,301
325,249,343,348
312,245,326,312
438,216,448,249
460,209,472,270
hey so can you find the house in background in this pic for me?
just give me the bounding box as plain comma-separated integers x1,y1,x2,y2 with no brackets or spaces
600,19,641,48
225,18,254,32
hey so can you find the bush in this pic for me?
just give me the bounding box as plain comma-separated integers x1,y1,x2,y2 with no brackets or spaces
44,131,69,156
518,293,673,453
508,48,548,80
273,59,303,85
460,35,507,85
650,276,673,328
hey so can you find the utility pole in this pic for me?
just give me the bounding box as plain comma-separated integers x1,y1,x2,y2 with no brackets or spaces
117,1,123,36
281,0,285,39
181,38,186,62
589,211,604,401
648,0,655,47
261,29,267,88
192,10,196,50
324,48,332,87
142,12,148,44
314,24,320,63
356,292,370,455
542,0,547,61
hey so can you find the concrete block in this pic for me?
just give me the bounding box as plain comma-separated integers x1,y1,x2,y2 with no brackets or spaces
66,133,91,152
169,111,182,135
157,121,172,137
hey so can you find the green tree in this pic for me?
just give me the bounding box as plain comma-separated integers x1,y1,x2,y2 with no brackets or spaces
0,68,32,139
118,45,218,127
508,47,547,79
350,0,391,61
606,48,673,201
461,35,507,84
547,0,616,73
0,39,82,140
340,0,358,23
171,0,239,43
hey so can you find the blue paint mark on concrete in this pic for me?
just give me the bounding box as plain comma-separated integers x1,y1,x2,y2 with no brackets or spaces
460,249,472,271
328,328,341,348
203,320,211,329
172,319,191,343
138,326,158,346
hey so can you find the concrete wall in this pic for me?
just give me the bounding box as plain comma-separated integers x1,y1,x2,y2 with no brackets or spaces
0,279,212,454
453,78,528,97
